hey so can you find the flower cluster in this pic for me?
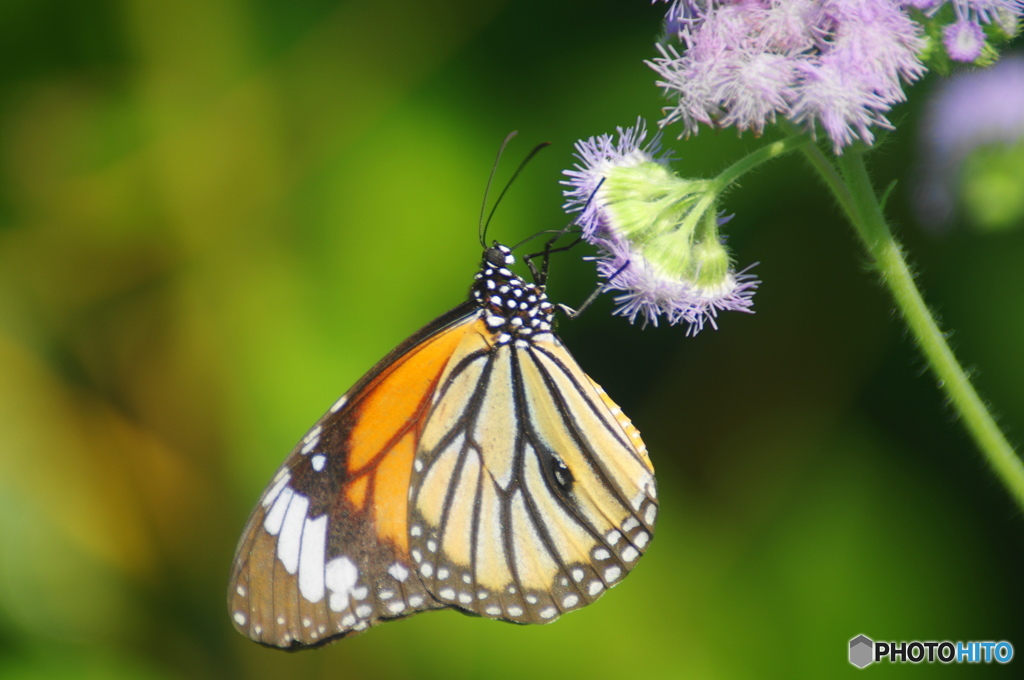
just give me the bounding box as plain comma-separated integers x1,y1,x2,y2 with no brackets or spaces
562,120,758,332
559,1,1022,333
650,0,1023,153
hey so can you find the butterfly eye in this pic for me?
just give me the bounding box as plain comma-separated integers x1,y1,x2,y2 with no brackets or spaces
485,247,507,267
485,243,516,268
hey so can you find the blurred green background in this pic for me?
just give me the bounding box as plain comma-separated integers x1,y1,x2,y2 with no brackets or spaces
1,1,1022,678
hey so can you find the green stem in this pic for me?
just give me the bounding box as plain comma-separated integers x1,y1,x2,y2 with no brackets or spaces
713,133,810,190
809,146,1024,511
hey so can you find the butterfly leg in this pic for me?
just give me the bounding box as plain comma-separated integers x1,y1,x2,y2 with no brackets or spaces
547,258,631,320
522,230,583,285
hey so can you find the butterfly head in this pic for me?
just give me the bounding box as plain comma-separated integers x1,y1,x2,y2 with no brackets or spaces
484,243,516,268
472,243,554,346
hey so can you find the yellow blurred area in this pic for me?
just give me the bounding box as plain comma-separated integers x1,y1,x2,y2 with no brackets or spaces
0,1,1021,678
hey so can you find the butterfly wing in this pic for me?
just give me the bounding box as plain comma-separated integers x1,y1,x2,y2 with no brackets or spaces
407,327,657,623
228,302,480,649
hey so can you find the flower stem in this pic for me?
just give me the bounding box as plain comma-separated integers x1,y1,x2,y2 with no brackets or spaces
808,145,1024,511
713,133,810,190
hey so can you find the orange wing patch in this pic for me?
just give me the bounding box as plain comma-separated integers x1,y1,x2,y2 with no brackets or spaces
346,324,469,474
369,429,418,552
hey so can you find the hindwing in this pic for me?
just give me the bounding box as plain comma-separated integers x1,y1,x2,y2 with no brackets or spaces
407,323,657,623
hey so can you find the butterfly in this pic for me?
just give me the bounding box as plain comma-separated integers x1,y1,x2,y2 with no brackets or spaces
227,241,657,649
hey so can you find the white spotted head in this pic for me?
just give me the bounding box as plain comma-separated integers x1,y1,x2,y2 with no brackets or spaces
471,243,554,346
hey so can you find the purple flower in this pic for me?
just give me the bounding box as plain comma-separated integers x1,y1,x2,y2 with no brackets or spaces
563,121,759,332
915,55,1024,227
943,19,986,61
649,0,1023,153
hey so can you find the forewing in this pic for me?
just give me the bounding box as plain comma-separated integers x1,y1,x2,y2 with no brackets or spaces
228,306,478,649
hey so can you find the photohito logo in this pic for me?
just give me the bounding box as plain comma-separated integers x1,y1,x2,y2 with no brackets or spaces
849,635,1014,668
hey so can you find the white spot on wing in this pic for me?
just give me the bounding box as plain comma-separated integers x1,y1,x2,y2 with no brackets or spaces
301,425,322,455
298,514,327,603
277,492,310,574
330,395,348,413
263,486,293,535
262,473,291,509
324,556,359,612
233,611,246,625
311,454,326,471
388,563,409,582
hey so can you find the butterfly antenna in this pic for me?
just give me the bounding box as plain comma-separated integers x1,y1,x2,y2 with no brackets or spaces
479,131,518,247
479,137,551,247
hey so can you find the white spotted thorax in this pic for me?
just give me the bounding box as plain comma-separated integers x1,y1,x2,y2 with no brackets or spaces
472,243,555,347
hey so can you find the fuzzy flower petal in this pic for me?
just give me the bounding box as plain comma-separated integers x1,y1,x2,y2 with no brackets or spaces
561,118,666,239
791,56,895,151
592,237,760,332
